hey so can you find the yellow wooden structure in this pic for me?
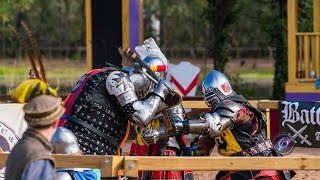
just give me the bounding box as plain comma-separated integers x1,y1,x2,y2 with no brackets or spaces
85,0,143,71
286,0,320,94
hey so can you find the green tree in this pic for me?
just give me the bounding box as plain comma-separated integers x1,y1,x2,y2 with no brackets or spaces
143,0,209,53
206,0,237,73
266,0,287,100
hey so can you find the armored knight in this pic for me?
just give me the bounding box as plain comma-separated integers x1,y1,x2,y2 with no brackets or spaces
59,38,180,156
129,79,193,179
52,127,98,180
167,70,295,180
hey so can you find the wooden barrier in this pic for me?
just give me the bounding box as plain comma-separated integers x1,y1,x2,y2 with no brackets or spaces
0,99,282,177
0,153,320,178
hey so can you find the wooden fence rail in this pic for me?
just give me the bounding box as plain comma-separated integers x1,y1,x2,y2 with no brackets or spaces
0,153,319,178
0,99,282,177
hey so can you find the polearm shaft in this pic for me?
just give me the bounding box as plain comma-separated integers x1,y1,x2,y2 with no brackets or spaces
8,24,40,79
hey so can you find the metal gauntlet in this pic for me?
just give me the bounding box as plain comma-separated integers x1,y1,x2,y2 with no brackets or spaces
142,126,168,145
152,80,174,100
131,80,173,126
205,112,234,138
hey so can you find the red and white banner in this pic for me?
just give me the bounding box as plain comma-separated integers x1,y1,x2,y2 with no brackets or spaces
166,61,200,97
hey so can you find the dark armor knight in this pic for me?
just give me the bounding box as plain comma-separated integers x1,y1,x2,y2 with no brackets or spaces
172,70,295,180
59,38,178,155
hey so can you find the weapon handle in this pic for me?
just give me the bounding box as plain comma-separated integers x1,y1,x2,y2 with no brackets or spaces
124,48,160,82
176,134,190,156
161,110,172,131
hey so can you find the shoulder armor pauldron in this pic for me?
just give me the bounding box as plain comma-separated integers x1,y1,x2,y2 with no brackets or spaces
214,100,244,121
106,71,137,106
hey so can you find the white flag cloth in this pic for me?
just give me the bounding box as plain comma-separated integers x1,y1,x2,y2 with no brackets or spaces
0,103,27,178
166,61,200,96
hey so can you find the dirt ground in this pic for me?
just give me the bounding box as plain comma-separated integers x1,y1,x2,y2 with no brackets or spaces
122,141,320,180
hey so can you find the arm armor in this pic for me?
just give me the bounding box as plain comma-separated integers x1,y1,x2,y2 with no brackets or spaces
128,66,152,97
175,100,244,137
132,80,174,126
156,103,185,139
206,100,244,137
106,71,138,106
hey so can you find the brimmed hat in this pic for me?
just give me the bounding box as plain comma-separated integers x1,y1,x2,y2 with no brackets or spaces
23,95,65,127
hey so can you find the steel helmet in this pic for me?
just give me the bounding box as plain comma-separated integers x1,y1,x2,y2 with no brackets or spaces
51,127,81,154
202,70,235,108
143,56,168,80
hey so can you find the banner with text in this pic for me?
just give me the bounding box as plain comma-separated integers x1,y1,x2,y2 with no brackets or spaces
279,101,320,148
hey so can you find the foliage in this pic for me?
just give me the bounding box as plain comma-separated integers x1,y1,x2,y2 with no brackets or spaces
229,74,259,100
270,0,288,100
143,0,209,49
205,0,238,73
0,0,85,58
0,0,34,23
298,0,313,32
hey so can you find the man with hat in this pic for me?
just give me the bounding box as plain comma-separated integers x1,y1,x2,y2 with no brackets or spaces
5,95,65,180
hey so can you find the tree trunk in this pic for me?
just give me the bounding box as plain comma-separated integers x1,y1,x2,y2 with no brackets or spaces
271,0,287,100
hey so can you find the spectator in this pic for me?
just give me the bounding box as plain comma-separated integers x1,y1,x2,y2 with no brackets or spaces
5,95,65,180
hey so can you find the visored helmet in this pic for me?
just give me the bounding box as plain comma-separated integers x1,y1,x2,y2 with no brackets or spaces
202,70,235,108
129,56,168,99
143,56,168,80
51,127,81,154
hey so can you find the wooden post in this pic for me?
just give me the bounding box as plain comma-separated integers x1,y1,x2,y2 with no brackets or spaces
124,156,139,178
122,0,129,49
100,156,124,178
314,0,320,77
265,108,271,139
287,0,298,84
304,35,310,78
85,0,92,71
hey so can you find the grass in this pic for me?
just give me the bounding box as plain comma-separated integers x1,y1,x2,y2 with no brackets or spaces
0,58,87,95
0,58,275,99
